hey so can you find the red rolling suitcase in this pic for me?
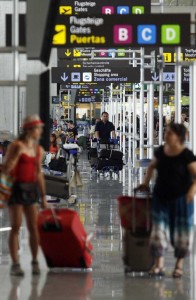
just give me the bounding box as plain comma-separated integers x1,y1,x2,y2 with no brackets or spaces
118,192,154,273
38,208,93,268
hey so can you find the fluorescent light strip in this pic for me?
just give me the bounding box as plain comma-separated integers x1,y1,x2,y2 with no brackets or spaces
0,227,11,232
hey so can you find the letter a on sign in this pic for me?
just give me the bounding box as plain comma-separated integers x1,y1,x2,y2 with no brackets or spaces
113,25,132,44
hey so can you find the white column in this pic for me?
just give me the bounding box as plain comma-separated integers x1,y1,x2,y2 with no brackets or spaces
140,48,145,159
13,0,19,135
174,47,182,123
132,85,137,168
159,49,164,145
189,63,196,226
148,83,154,159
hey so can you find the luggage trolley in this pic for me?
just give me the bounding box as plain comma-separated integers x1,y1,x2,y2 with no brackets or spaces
96,138,124,177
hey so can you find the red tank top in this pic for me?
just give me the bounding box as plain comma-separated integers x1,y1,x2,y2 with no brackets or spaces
14,147,40,183
49,145,58,154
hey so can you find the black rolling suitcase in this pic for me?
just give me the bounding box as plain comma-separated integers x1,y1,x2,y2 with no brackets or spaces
45,174,69,200
118,193,154,274
88,148,98,167
99,149,123,161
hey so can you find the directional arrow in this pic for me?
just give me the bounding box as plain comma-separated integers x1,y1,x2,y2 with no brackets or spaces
152,72,159,81
64,49,72,57
61,72,68,82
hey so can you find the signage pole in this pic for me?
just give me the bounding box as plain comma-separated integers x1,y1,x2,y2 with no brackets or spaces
128,91,132,169
175,47,182,123
148,82,154,159
119,84,123,152
132,84,137,168
190,63,196,227
159,48,164,145
13,0,19,135
189,63,196,154
140,48,145,160
122,84,126,156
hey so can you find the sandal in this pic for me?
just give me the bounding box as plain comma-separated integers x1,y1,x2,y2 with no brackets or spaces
172,267,183,279
149,265,165,277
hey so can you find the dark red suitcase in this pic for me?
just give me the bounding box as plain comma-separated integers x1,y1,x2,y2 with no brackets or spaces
38,208,93,268
118,193,154,273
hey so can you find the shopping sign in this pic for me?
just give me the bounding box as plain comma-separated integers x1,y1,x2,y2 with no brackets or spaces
52,14,190,47
59,0,151,15
51,66,140,84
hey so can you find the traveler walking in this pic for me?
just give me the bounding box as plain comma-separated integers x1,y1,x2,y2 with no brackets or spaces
3,115,47,276
95,112,116,140
140,123,196,278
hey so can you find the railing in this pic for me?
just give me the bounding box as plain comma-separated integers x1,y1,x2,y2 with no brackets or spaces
152,0,196,6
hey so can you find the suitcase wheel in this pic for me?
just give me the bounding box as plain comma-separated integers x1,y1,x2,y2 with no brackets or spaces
80,257,87,269
124,267,130,275
45,256,54,268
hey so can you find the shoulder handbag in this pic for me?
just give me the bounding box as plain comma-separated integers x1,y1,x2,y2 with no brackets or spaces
49,149,67,173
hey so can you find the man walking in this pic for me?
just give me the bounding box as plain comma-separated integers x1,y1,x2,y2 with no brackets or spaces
95,112,116,140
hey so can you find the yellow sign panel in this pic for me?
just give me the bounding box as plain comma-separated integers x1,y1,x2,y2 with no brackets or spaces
174,52,184,62
163,53,172,63
53,25,66,45
59,6,72,15
73,64,82,68
73,49,81,57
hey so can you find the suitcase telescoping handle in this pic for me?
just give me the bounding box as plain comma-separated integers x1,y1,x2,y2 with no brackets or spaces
50,207,61,228
132,188,151,234
41,207,61,230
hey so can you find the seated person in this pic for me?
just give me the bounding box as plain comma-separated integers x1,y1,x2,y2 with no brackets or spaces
66,120,78,143
49,133,59,157
58,126,66,140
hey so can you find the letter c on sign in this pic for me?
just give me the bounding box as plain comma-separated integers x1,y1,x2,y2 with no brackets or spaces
142,28,152,42
120,8,126,14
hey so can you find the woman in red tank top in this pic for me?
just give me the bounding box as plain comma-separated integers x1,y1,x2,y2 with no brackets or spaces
49,133,59,156
4,115,47,277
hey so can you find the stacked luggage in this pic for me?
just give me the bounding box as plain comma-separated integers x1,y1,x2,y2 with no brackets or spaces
42,149,69,203
97,149,124,171
117,190,154,274
88,138,124,174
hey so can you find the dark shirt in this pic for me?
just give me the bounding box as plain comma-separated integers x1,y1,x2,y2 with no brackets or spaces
66,127,78,140
95,121,115,139
154,146,196,200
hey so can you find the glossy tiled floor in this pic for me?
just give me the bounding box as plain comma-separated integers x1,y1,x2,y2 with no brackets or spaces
0,156,195,300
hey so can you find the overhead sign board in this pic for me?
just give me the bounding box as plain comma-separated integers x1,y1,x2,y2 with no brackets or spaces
57,47,129,59
148,66,190,83
163,47,196,63
52,14,190,48
52,66,140,84
59,0,151,15
58,60,131,68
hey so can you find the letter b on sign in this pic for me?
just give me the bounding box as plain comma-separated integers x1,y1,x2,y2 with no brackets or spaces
161,25,180,44
113,25,132,44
